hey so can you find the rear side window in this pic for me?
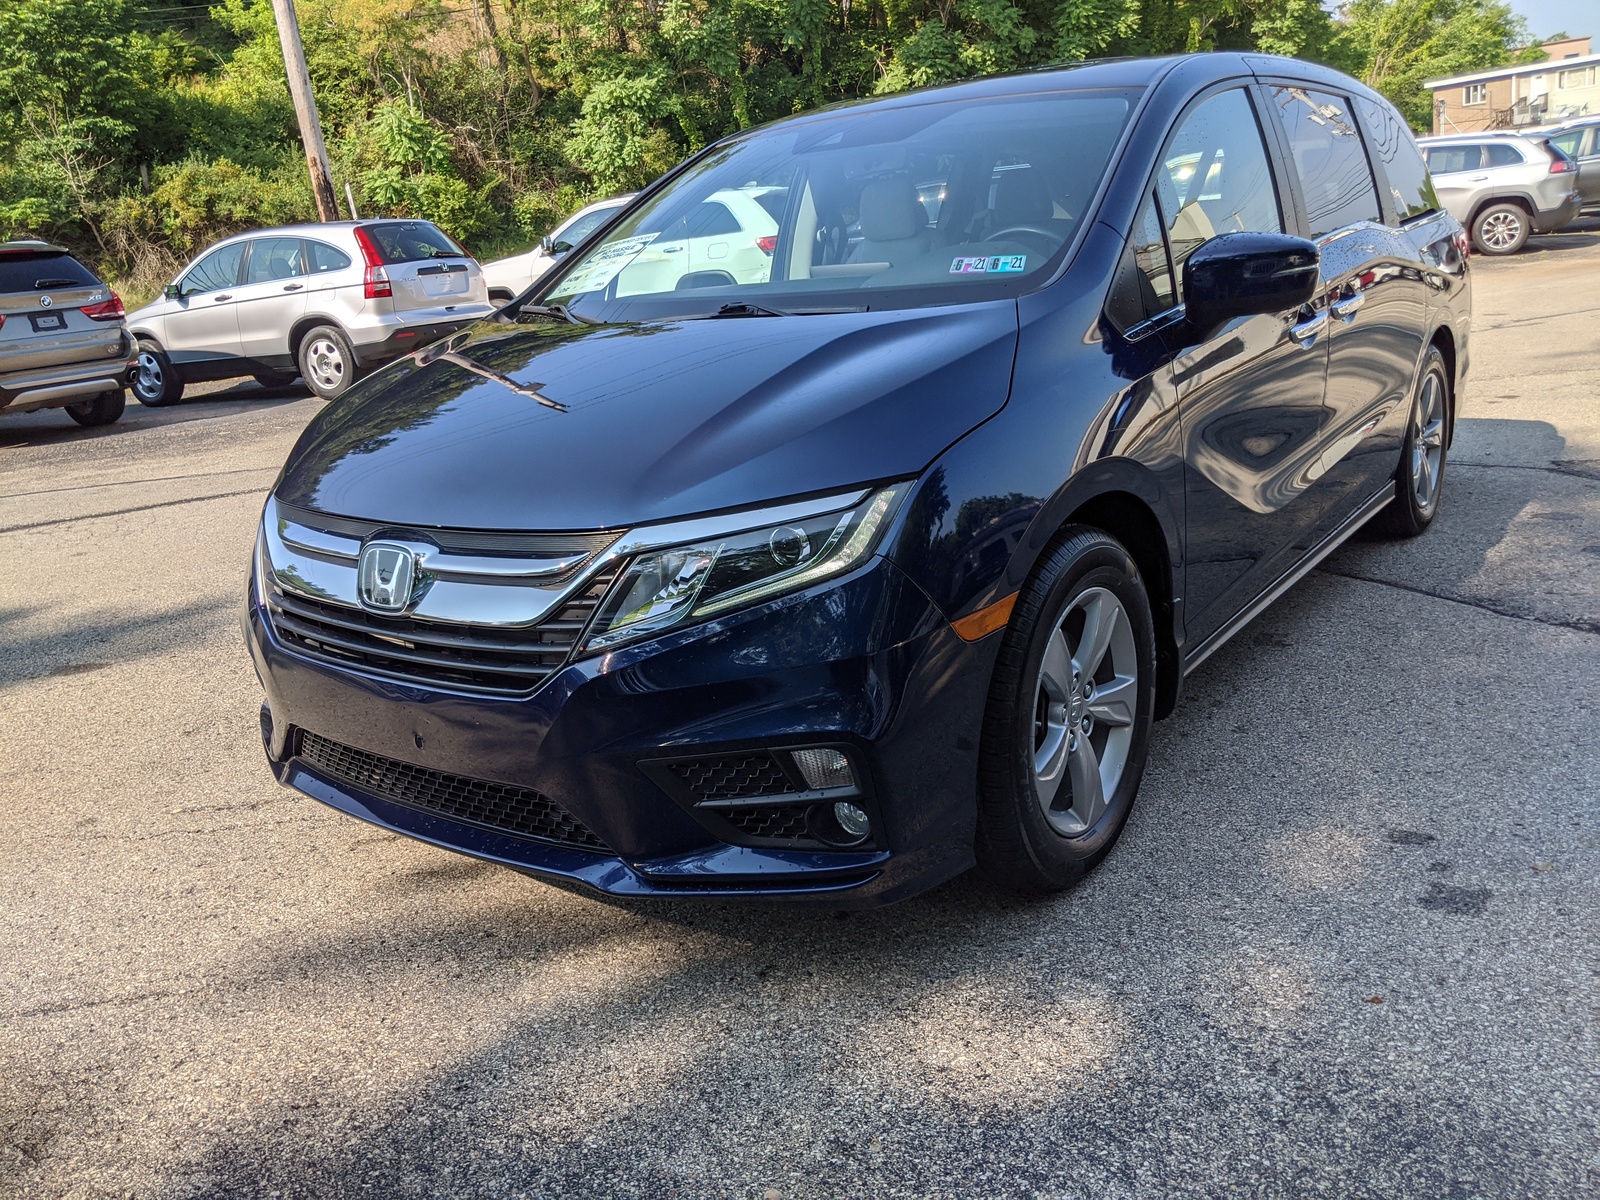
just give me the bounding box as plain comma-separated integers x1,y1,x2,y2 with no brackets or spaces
1425,145,1481,174
307,241,352,273
1547,129,1585,158
1265,86,1381,238
0,251,100,293
361,222,465,264
180,243,245,296
1484,143,1524,167
686,202,743,238
244,237,307,284
1353,96,1439,223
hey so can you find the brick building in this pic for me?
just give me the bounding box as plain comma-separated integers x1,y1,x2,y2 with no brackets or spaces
1427,36,1598,134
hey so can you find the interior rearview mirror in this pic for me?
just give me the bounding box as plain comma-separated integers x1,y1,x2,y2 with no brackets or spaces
1182,232,1319,336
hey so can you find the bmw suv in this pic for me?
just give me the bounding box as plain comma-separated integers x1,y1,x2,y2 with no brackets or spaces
247,54,1470,905
127,219,493,404
0,241,136,428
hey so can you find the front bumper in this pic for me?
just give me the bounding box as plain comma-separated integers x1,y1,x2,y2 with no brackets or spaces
246,557,999,904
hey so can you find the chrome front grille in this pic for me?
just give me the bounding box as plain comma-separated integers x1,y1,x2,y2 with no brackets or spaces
260,498,622,696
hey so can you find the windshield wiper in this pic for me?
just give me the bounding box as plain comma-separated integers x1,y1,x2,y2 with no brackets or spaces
696,302,867,319
514,302,588,326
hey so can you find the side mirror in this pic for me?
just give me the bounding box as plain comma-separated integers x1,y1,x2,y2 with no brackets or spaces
540,236,573,258
163,283,181,301
1182,232,1319,334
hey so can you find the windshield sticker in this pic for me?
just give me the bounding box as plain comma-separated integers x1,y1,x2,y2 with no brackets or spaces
558,232,660,293
950,254,1026,275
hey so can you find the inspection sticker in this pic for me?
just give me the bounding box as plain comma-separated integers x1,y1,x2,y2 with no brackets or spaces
950,254,1026,275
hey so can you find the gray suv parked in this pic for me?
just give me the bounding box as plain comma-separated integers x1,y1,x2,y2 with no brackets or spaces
1419,132,1581,254
1546,119,1600,212
0,241,136,428
126,220,494,404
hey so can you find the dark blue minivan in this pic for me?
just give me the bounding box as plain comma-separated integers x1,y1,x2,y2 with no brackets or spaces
246,53,1469,904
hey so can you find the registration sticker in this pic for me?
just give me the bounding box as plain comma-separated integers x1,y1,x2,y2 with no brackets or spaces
950,255,1027,275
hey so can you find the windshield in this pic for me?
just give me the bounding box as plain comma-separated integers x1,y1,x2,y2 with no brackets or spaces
545,88,1138,319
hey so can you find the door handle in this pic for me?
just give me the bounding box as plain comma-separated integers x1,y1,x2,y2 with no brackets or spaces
213,293,233,302
282,283,303,292
1288,310,1328,347
1469,174,1489,181
661,245,683,253
1330,290,1366,322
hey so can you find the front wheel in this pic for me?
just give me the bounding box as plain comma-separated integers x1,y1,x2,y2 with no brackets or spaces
1471,202,1530,255
65,389,126,427
132,340,184,406
1373,345,1449,538
298,325,359,399
976,527,1157,892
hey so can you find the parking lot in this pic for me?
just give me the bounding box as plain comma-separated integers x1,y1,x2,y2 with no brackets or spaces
3,222,1597,1199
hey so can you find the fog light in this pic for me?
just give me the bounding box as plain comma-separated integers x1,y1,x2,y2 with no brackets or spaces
791,747,854,791
832,801,871,840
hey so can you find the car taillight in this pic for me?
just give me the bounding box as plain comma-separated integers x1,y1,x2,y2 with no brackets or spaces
1549,156,1573,173
79,293,126,321
1453,227,1471,260
352,227,393,299
0,314,5,330
755,235,778,255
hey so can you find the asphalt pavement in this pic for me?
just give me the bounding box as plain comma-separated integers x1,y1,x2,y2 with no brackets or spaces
2,223,1597,1200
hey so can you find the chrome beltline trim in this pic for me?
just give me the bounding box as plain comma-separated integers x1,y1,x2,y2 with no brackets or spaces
1182,483,1394,675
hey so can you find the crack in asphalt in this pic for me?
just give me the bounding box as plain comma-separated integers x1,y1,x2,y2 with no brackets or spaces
0,466,277,500
1318,568,1600,635
1476,304,1600,331
1451,461,1600,482
0,487,267,534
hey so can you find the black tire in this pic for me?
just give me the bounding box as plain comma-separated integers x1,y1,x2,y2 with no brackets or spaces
297,324,359,399
976,526,1157,892
1372,345,1450,538
1471,202,1530,255
132,339,184,406
65,388,126,427
253,371,299,390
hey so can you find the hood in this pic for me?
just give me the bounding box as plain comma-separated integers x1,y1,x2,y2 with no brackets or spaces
275,304,1018,531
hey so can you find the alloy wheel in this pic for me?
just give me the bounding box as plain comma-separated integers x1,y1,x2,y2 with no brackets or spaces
1411,367,1446,513
1032,586,1138,836
135,351,164,400
1480,210,1522,252
305,336,346,393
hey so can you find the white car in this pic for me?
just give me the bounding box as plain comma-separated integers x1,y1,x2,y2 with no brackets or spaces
126,219,493,402
481,195,635,303
557,188,784,298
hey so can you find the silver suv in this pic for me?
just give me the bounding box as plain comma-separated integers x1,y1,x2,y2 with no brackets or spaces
126,220,494,403
1419,132,1581,254
1546,118,1600,213
0,241,136,427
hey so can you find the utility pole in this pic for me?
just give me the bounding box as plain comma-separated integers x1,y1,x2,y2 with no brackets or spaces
270,0,341,223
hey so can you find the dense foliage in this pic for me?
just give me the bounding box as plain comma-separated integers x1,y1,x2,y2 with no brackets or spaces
0,0,1544,300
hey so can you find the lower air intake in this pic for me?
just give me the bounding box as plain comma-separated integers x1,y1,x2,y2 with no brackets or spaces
297,731,608,852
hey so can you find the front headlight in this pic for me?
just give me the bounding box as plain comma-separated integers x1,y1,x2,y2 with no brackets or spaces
582,484,907,653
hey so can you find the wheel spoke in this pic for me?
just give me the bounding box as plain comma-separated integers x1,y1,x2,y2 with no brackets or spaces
1034,725,1069,809
1067,734,1106,827
1421,418,1444,449
1086,674,1137,727
1073,592,1118,679
1038,628,1073,701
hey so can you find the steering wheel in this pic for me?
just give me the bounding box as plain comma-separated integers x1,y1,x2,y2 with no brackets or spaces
989,225,1062,254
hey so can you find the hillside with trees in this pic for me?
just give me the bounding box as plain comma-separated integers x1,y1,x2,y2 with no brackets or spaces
0,0,1546,301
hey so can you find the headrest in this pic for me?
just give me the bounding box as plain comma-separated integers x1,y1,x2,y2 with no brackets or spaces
992,168,1053,228
859,178,925,242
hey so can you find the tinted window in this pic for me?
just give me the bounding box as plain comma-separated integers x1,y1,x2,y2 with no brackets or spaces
307,241,352,273
547,90,1138,318
244,237,307,284
1353,95,1439,223
1425,145,1481,174
1157,88,1283,294
1548,130,1584,158
0,251,99,293
1266,87,1381,237
556,207,615,247
361,221,465,264
686,201,743,238
1105,192,1176,332
1484,142,1525,167
180,243,245,296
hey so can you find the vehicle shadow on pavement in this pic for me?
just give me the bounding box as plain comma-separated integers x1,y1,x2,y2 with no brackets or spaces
0,596,232,688
0,385,314,449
